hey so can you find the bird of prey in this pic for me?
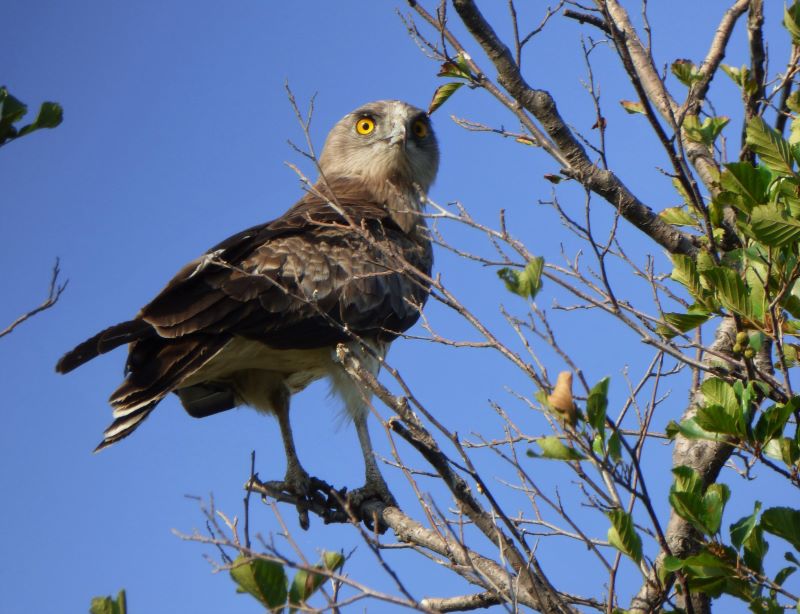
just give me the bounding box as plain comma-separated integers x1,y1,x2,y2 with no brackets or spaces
57,99,439,504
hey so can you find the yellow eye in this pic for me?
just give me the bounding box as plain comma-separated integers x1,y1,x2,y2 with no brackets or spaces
412,119,429,138
356,117,375,135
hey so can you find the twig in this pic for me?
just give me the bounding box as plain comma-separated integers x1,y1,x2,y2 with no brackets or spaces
1,258,67,339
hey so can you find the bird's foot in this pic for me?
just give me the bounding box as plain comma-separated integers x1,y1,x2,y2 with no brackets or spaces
345,476,397,533
280,466,313,498
261,466,318,529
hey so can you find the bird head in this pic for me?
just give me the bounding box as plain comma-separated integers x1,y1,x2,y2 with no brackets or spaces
318,100,439,194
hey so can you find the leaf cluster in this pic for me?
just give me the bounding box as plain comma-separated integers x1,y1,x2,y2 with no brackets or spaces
664,470,800,612
662,117,800,371
90,590,126,614
428,53,473,114
229,551,344,612
0,86,62,147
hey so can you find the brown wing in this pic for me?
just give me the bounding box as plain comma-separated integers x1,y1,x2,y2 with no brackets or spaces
57,178,432,449
138,179,432,345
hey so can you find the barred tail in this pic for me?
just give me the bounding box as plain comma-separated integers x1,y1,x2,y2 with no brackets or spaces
94,401,159,452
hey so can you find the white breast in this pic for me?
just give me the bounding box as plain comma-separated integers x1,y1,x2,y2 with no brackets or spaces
178,337,385,419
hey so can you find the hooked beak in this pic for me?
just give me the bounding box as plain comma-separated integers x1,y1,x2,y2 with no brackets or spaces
387,123,407,147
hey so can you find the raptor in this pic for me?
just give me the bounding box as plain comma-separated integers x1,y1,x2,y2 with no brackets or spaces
57,100,439,505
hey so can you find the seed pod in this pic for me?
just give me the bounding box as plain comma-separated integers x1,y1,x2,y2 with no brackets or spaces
548,371,577,427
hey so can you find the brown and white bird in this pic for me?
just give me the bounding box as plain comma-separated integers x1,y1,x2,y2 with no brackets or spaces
56,100,439,503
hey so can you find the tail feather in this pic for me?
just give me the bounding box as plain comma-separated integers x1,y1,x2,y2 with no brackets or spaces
94,401,158,452
109,336,230,416
56,320,154,374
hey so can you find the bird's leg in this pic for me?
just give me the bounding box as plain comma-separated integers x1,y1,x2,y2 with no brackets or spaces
270,385,311,498
347,410,397,510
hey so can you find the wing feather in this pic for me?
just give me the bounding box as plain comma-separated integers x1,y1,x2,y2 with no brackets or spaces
111,335,230,413
58,176,433,448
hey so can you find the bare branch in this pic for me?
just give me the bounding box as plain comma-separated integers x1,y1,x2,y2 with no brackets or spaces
421,591,502,612
436,0,698,257
1,258,67,339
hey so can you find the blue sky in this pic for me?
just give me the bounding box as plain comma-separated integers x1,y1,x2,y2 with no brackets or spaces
2,2,795,612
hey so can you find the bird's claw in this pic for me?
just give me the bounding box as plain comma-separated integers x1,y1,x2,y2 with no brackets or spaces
262,467,317,529
345,478,397,533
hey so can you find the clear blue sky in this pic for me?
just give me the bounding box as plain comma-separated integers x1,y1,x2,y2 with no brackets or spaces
2,2,793,612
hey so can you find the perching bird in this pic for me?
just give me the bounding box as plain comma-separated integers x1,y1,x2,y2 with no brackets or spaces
56,100,439,504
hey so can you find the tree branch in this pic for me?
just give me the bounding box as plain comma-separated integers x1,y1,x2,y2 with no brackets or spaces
335,344,579,614
421,591,502,612
0,258,67,339
442,0,697,257
629,319,737,614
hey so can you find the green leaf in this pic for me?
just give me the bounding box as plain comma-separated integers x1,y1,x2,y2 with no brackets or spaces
720,63,742,84
754,401,795,445
721,64,758,96
787,293,800,319
586,377,610,433
672,417,727,442
701,266,752,318
663,549,734,575
694,404,743,438
702,483,730,536
90,590,127,614
746,117,796,176
230,556,288,610
749,204,800,247
670,468,729,536
17,101,63,136
672,465,703,495
744,267,767,323
0,88,62,145
665,547,750,601
730,501,762,550
659,206,700,227
658,310,711,338
719,162,771,213
775,565,797,587
534,436,585,460
592,433,604,456
785,1,800,44
701,378,738,414
607,430,622,463
0,86,28,142
665,420,680,439
289,551,344,611
790,116,800,147
0,87,27,123
773,176,800,213
497,257,544,300
437,54,472,80
672,59,701,86
670,254,706,301
763,437,800,465
787,343,800,366
607,509,643,564
762,507,800,551
428,82,463,115
788,90,800,114
696,250,716,272
672,176,695,207
620,99,645,114
684,115,729,146
670,491,709,534
745,525,769,574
